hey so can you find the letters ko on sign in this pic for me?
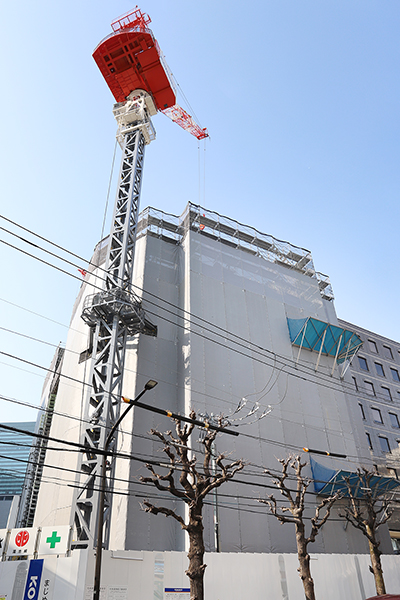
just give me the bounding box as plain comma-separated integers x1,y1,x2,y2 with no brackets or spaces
23,559,44,600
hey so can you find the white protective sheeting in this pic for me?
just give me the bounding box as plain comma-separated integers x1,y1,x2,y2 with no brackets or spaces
1,550,400,600
33,206,382,556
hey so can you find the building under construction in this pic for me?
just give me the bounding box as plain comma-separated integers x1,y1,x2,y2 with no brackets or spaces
28,4,400,559
31,201,397,557
2,7,400,600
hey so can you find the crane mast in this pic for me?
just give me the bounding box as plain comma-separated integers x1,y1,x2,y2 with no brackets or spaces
70,7,207,549
71,91,157,548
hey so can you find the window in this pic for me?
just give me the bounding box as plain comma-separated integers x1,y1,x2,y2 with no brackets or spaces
390,535,400,554
379,436,391,453
352,377,358,391
390,368,400,382
366,433,373,450
389,413,400,428
381,386,392,401
371,407,383,423
359,357,369,371
364,381,375,396
359,403,366,420
369,340,378,353
383,345,393,360
375,363,385,377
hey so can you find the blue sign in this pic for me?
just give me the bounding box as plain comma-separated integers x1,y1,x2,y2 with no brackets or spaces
23,559,44,600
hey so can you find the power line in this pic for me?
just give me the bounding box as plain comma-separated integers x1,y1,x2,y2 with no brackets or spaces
0,214,371,402
0,324,392,464
0,432,357,509
0,358,378,469
0,319,376,453
1,218,396,465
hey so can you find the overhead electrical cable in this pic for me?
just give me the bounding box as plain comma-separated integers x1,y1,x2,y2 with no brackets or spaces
0,404,372,482
0,431,353,505
2,215,386,421
0,348,375,468
0,215,366,397
1,321,379,441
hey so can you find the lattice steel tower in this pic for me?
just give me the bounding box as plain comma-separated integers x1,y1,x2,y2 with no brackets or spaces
71,8,208,549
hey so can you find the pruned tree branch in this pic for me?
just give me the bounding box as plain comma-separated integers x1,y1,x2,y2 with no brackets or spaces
338,467,392,596
259,454,339,600
141,500,186,528
140,410,245,600
308,493,339,544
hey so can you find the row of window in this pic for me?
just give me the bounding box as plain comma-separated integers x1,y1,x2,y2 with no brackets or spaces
367,339,396,360
365,431,396,453
354,376,397,401
358,356,400,381
359,403,400,428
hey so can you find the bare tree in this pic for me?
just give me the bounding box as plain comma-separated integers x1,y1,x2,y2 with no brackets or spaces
340,468,392,596
259,455,339,600
140,411,244,600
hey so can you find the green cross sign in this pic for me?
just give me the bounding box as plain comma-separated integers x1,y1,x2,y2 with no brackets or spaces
46,531,61,549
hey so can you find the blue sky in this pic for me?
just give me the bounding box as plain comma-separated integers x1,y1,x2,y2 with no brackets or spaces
1,0,400,422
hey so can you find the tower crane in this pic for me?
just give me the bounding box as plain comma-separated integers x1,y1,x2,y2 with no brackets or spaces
71,7,208,549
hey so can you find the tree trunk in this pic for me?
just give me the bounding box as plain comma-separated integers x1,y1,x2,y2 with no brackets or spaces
367,526,386,596
295,522,316,600
186,504,206,600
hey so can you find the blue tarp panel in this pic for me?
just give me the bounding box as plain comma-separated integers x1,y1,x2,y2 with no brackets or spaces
310,457,400,498
310,458,337,493
287,317,363,364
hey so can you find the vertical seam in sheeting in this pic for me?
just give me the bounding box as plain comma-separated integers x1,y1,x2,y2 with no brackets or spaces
278,555,289,600
153,553,164,600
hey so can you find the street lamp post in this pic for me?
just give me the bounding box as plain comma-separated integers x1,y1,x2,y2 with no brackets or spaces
93,379,158,600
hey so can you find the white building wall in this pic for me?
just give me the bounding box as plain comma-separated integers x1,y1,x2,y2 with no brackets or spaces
33,205,388,555
1,550,400,600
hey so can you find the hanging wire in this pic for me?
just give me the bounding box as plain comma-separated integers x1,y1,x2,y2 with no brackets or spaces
198,140,201,204
169,72,202,128
203,137,206,205
100,138,118,241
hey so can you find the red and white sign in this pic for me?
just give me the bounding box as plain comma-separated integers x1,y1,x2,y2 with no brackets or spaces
7,528,37,557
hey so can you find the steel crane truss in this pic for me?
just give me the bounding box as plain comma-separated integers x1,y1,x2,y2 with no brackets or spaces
71,95,156,548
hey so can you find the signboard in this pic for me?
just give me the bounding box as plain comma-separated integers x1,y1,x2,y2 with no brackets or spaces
164,589,190,600
85,586,106,600
23,559,44,600
7,528,37,557
37,526,70,556
108,587,128,600
84,586,126,600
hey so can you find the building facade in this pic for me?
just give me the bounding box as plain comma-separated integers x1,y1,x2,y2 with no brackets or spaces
0,422,35,528
338,318,400,552
16,346,65,528
31,202,397,557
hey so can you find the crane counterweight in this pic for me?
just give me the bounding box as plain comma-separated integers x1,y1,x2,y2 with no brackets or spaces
93,6,208,140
